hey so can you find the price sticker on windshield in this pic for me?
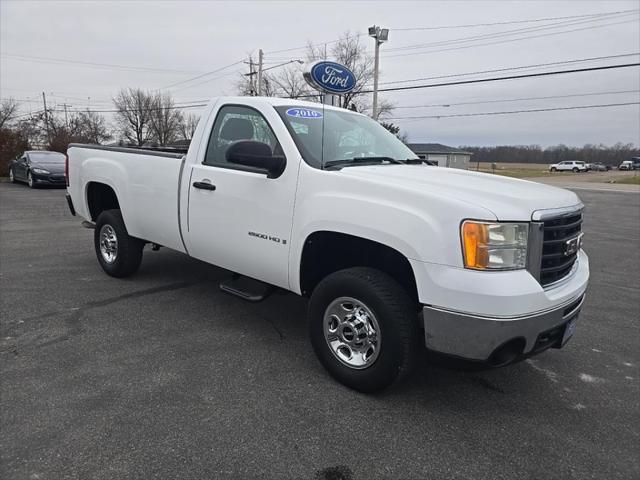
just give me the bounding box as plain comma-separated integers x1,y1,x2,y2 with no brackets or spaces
286,108,323,119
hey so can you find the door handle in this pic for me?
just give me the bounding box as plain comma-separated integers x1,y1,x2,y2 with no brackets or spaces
193,181,216,191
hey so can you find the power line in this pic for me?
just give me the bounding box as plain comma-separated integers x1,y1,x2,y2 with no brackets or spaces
383,17,639,59
262,8,638,56
166,69,244,93
393,90,640,109
379,53,639,86
48,103,208,114
0,52,203,74
388,102,640,120
159,60,245,91
384,11,636,53
291,62,640,99
391,9,639,31
367,63,640,94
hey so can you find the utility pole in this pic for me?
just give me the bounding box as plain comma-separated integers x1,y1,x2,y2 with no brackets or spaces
42,91,50,140
372,42,380,118
249,56,255,96
257,49,263,96
62,103,70,128
368,26,389,120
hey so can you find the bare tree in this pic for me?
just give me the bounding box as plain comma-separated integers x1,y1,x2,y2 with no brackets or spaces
305,32,376,112
235,33,394,120
271,63,311,98
179,113,200,141
149,93,183,146
77,110,112,144
236,69,279,97
113,88,155,146
0,98,19,130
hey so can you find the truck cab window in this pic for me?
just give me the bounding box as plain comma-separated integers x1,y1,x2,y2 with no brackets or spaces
204,105,281,166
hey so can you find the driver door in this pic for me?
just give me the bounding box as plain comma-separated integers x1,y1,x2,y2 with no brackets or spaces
186,104,296,289
15,156,28,180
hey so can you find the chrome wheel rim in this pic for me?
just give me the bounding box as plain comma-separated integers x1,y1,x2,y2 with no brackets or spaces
99,224,118,264
27,173,33,187
323,296,381,369
9,169,14,182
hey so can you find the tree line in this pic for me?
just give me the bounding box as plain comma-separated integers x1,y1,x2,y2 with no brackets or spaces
0,92,200,175
461,144,639,166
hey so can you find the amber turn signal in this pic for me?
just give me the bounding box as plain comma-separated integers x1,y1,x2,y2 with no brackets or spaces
462,221,490,269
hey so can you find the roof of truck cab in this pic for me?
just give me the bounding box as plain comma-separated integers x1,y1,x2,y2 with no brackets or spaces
211,96,362,114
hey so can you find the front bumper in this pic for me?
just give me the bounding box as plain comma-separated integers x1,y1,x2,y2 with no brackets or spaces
420,250,589,362
423,293,584,362
32,173,66,185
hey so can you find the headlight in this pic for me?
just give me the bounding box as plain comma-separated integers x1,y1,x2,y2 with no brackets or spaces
461,221,528,270
31,168,50,174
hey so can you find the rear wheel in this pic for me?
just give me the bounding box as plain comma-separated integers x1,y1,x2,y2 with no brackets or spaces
309,267,420,392
572,167,579,173
94,209,144,278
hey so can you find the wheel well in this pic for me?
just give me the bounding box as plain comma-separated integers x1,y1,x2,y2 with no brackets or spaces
300,231,419,303
87,182,120,221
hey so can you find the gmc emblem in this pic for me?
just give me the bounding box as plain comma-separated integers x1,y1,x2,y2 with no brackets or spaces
564,233,584,256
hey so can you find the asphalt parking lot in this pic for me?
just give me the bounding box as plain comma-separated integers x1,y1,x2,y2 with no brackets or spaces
1,182,638,480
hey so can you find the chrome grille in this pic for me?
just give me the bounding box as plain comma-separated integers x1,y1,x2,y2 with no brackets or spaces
539,212,583,286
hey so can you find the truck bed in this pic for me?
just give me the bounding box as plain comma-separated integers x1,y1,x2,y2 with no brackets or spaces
67,144,188,253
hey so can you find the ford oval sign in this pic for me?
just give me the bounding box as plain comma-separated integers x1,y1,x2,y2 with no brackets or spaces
303,61,357,95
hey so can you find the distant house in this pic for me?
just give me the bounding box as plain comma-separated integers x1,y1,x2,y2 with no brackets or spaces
407,143,472,169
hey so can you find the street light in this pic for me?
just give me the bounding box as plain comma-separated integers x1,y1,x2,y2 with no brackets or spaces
369,25,389,120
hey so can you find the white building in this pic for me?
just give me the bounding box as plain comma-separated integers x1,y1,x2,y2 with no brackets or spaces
407,143,473,169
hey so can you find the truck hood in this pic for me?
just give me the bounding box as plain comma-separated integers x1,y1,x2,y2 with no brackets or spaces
339,165,581,220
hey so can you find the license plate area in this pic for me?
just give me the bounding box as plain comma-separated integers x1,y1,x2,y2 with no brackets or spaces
533,312,580,353
560,317,578,347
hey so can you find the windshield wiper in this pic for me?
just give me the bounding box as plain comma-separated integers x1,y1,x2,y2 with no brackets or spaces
405,158,437,166
324,156,405,170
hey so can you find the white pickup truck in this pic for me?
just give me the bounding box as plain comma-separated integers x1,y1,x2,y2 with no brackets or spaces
65,96,589,392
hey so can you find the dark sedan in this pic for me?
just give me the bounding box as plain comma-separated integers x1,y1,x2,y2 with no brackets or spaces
9,151,67,188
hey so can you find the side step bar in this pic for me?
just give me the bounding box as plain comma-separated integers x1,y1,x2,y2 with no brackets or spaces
219,275,274,302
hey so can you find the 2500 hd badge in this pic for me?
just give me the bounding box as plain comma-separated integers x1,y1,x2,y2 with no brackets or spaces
248,231,287,244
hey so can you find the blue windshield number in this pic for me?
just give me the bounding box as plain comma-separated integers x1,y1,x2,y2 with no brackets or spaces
286,108,323,119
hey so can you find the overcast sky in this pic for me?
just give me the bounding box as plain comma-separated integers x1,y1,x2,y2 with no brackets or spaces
1,0,639,147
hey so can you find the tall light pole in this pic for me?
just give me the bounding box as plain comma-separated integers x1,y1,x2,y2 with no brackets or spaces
368,25,389,120
257,49,264,96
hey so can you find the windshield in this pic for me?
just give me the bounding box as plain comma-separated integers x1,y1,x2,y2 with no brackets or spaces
30,152,65,164
275,105,418,169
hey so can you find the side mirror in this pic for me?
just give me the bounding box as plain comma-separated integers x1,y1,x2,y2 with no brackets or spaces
226,141,285,179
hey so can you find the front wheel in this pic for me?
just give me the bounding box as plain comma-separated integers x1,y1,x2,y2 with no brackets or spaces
9,168,15,183
94,209,144,278
550,167,557,172
27,171,35,188
309,267,420,392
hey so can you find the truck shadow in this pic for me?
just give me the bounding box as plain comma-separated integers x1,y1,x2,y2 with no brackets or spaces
137,249,563,412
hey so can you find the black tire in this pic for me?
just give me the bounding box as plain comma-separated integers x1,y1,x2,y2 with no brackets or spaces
572,167,579,173
94,209,144,278
308,267,420,392
27,171,36,188
550,167,557,172
9,168,15,183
